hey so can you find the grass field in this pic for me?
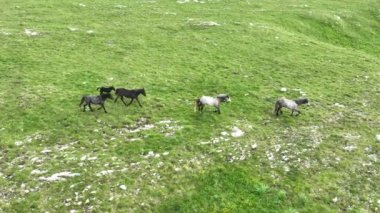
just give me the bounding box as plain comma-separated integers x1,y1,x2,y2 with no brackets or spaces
1,0,379,212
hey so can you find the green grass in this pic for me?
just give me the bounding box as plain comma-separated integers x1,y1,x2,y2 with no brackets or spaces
1,0,379,212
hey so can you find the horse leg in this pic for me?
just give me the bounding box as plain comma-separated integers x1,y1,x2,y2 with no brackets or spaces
114,95,119,103
101,104,107,113
295,109,301,116
291,109,295,116
89,103,94,112
120,97,128,106
136,97,143,107
216,106,221,114
275,106,281,116
126,98,134,106
83,104,86,112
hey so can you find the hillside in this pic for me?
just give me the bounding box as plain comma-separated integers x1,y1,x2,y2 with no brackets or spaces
0,0,379,212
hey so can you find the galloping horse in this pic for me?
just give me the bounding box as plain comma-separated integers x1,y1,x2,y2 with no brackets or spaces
79,93,113,113
97,86,115,95
195,94,231,114
114,88,146,107
274,97,308,116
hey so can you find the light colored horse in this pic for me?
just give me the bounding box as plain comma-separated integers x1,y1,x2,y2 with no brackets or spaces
274,97,308,116
195,94,231,114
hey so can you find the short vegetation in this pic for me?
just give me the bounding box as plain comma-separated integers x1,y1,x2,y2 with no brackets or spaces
0,0,379,212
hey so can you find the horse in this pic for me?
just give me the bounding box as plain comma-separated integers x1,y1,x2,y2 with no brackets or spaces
79,93,113,113
195,94,231,114
274,97,308,116
97,86,115,95
114,88,146,107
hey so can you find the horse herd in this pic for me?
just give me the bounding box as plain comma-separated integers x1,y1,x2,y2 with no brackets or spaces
79,86,309,116
79,86,146,113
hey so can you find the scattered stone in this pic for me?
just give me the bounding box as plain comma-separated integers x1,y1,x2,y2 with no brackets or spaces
144,151,155,158
15,141,23,146
24,29,39,36
343,133,361,141
274,144,281,152
376,134,380,142
221,131,229,136
334,103,345,108
343,145,357,152
114,4,127,8
96,170,114,176
251,143,257,150
68,27,78,32
231,127,244,137
39,172,80,182
119,185,127,190
41,149,52,154
280,87,287,92
31,169,48,175
332,197,338,203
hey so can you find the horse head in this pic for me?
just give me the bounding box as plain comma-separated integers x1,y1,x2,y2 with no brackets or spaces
141,88,146,96
217,94,231,103
295,98,308,105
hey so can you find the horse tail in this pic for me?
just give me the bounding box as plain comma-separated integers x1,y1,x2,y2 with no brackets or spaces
79,96,85,107
96,87,100,90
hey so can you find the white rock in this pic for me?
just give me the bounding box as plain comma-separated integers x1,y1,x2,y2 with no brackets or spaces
68,27,78,32
334,103,345,108
15,141,23,146
221,131,229,136
343,145,357,152
24,29,39,36
274,144,281,152
251,143,257,150
41,149,52,154
39,171,80,182
96,170,114,176
332,197,338,203
376,134,380,142
31,169,48,175
231,127,244,138
280,87,287,92
119,185,127,190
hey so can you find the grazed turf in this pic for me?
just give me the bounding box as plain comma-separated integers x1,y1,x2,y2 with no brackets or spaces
0,0,379,212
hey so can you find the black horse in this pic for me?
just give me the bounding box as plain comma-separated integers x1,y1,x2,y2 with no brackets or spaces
79,93,113,113
97,86,115,95
114,88,146,107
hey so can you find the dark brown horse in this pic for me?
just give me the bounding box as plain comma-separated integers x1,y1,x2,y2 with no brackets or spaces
114,88,146,107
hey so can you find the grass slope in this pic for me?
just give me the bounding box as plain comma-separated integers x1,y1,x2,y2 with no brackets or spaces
0,0,379,212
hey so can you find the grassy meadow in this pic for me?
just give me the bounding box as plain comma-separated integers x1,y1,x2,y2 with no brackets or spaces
0,0,379,212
